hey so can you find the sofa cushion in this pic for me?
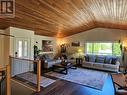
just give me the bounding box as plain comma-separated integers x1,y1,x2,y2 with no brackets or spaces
89,55,96,62
45,54,54,60
94,63,104,68
45,60,56,68
103,64,118,69
85,61,93,64
47,60,56,64
96,56,105,63
55,60,62,63
104,56,112,64
84,62,93,66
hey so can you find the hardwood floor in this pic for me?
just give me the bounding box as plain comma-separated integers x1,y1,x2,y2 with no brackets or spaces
33,75,115,95
11,80,34,95
11,72,115,95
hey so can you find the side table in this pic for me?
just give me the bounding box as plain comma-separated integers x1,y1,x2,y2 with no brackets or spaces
119,65,127,73
76,58,83,66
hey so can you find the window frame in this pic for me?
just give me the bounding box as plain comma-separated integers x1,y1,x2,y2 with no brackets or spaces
15,38,30,58
85,41,121,56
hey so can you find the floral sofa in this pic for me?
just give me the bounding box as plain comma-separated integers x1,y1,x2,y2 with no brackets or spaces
82,55,120,72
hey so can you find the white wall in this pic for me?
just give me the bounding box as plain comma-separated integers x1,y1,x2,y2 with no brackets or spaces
63,28,127,64
9,27,59,58
64,28,127,46
9,27,59,76
10,27,34,59
34,35,58,55
9,27,35,76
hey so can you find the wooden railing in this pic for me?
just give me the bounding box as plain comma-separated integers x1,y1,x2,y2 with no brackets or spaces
10,57,41,93
0,56,41,95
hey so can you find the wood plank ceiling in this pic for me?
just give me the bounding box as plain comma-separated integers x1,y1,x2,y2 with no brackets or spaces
0,0,127,37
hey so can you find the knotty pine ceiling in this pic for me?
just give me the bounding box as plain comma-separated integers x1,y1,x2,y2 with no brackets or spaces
1,0,127,37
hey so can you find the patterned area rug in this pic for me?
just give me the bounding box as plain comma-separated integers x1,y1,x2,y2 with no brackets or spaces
16,72,56,88
46,68,108,90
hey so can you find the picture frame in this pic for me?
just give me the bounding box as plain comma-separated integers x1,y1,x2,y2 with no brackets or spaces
71,42,80,46
42,40,53,52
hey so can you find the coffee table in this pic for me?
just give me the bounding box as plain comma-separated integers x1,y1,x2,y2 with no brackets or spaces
52,62,76,75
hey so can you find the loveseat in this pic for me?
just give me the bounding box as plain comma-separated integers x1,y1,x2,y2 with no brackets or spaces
34,53,61,74
40,54,62,69
82,55,120,72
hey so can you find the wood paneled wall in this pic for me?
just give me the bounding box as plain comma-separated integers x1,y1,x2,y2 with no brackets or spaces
1,0,127,37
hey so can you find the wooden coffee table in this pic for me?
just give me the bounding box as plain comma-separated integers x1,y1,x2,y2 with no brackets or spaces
52,62,76,75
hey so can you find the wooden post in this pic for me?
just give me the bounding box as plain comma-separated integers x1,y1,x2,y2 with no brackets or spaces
36,60,41,92
6,64,11,95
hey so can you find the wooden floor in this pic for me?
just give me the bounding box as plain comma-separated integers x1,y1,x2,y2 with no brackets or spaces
11,80,34,95
33,75,115,95
11,74,114,95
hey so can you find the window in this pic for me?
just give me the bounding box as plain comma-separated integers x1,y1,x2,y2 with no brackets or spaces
16,39,29,58
85,42,121,56
24,41,28,57
18,41,23,57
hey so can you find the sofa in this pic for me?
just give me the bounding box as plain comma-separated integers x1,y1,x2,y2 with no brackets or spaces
40,54,62,69
82,55,120,72
34,53,61,74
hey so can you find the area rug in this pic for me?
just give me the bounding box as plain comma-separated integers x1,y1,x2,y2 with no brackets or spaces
16,72,56,88
46,68,108,90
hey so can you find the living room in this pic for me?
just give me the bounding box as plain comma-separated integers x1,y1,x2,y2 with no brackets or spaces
1,0,127,95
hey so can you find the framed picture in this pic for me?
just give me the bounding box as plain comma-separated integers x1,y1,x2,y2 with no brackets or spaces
42,40,53,52
72,42,80,46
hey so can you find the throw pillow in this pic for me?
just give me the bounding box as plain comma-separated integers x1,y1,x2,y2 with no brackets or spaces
84,55,89,61
96,56,105,63
89,55,96,62
104,56,112,64
111,58,118,65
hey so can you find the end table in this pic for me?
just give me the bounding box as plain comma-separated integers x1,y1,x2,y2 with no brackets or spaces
76,58,83,66
120,65,127,73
